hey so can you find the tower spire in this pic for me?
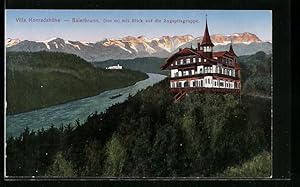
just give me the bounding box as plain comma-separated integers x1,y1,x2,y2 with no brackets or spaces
229,37,236,56
201,14,214,47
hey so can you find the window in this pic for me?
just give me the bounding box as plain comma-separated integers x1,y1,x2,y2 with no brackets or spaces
175,61,178,65
171,63,173,66
220,82,224,87
193,58,196,63
198,58,201,62
193,81,196,87
204,59,207,62
180,59,183,64
186,58,191,64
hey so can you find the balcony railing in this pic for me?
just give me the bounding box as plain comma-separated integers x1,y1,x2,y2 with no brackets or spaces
171,72,239,79
170,87,240,94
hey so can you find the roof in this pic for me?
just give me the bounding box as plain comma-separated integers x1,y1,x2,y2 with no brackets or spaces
201,18,214,47
161,48,241,70
229,44,237,56
213,51,227,58
161,48,199,69
161,48,221,70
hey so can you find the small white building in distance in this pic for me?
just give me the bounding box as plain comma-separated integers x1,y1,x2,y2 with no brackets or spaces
106,64,123,70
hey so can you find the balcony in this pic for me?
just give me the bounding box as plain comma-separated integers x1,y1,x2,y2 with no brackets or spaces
170,87,241,94
171,72,240,80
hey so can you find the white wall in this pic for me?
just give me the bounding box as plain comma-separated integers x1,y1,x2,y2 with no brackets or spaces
171,69,178,78
190,80,194,87
178,71,182,77
204,76,213,88
212,65,216,73
197,65,204,74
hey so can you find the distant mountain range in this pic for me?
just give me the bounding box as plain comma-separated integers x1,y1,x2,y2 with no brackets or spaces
6,32,272,62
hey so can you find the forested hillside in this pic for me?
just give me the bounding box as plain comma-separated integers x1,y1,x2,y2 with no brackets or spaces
6,78,271,177
6,52,148,114
238,51,272,96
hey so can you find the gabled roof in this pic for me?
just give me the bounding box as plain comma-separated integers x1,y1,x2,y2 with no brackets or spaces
213,51,227,58
161,48,199,69
161,48,221,70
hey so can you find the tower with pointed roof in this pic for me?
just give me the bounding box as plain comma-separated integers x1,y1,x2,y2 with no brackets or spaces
198,15,214,58
161,15,241,101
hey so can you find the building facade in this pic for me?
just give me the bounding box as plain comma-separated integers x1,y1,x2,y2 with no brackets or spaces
106,64,123,70
161,18,241,97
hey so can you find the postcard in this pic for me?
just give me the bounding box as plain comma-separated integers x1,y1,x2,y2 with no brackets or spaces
5,10,272,178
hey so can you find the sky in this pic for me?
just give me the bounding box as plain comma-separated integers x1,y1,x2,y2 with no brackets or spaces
6,10,272,42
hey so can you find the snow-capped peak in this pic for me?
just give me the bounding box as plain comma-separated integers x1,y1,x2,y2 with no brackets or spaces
36,37,59,50
6,38,21,47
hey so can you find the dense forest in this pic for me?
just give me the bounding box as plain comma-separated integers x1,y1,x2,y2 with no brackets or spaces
6,78,271,177
6,52,148,114
239,51,272,96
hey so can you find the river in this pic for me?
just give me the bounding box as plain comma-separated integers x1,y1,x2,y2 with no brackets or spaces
6,73,166,138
